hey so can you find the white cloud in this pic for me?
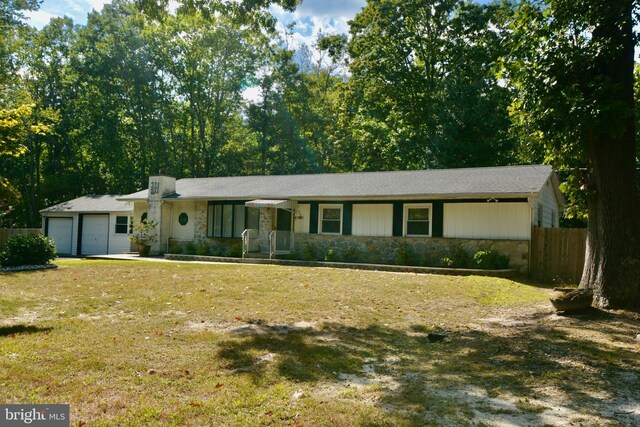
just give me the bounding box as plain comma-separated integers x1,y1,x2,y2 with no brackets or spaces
297,0,365,20
82,0,112,12
65,0,87,14
23,9,61,28
22,0,114,28
270,3,361,73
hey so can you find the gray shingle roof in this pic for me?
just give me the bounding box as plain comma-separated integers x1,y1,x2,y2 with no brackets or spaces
119,165,554,201
40,195,133,213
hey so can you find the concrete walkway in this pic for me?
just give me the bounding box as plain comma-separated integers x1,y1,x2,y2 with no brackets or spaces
84,253,241,266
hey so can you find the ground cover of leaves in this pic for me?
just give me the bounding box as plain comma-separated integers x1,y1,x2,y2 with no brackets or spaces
1,260,638,426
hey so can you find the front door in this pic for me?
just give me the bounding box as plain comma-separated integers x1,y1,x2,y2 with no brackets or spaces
275,209,292,251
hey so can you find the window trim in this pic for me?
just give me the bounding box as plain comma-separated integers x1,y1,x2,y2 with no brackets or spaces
318,204,343,235
403,203,432,237
115,215,131,235
207,201,246,238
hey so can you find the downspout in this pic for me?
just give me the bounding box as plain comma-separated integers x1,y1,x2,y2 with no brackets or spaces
527,196,535,275
291,201,297,252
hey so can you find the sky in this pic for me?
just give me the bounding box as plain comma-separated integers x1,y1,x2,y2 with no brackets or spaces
24,0,367,50
22,0,366,103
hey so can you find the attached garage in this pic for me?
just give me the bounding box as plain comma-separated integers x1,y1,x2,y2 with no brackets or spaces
40,196,133,256
46,217,73,255
80,214,109,255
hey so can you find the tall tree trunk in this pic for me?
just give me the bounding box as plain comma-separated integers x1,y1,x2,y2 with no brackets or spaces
579,0,640,310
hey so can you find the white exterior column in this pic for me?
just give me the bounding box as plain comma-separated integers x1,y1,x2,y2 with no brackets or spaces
147,175,176,255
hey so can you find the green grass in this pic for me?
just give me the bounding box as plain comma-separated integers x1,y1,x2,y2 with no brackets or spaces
1,260,638,426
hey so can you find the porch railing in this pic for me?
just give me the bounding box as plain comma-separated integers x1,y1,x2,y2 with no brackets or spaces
241,228,259,258
269,230,293,259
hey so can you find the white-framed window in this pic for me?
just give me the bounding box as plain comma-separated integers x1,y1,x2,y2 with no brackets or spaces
319,204,343,234
115,215,131,234
403,203,432,237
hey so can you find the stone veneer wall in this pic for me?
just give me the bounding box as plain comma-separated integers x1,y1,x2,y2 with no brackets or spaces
258,208,274,252
294,233,530,272
193,201,208,243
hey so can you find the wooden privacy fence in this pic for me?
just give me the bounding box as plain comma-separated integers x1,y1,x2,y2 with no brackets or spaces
530,226,587,284
0,228,41,246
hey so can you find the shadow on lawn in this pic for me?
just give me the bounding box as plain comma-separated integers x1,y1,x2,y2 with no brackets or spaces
216,311,640,425
0,324,52,337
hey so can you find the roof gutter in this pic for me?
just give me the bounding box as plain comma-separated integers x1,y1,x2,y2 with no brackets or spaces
119,192,539,203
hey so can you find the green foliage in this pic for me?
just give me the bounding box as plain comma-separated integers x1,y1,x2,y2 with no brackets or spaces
473,250,510,270
440,245,470,268
340,245,361,263
366,245,383,265
0,233,56,266
395,243,415,266
196,244,210,256
129,219,158,246
226,243,242,258
345,0,517,171
168,245,183,254
184,242,197,255
0,104,57,217
301,242,317,261
324,248,337,262
210,242,225,256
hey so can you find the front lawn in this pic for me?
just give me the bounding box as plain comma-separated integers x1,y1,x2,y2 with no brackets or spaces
1,260,638,426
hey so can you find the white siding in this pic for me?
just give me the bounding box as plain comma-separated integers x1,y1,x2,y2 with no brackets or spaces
533,179,561,228
109,213,132,254
352,204,393,237
133,201,148,224
161,203,173,252
444,203,531,240
170,201,196,241
295,204,310,234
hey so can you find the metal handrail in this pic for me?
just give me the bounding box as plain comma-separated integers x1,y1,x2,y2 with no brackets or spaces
269,230,276,259
241,229,248,258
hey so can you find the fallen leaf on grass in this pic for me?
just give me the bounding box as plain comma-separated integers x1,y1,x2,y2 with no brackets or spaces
215,383,224,388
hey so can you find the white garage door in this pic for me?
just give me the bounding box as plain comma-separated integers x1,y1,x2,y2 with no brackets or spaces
81,215,109,255
48,217,73,255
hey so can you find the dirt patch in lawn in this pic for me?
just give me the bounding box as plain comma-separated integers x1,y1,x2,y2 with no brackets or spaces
209,301,639,426
405,305,640,426
185,319,318,335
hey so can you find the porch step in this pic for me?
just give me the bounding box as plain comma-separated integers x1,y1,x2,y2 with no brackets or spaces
243,252,272,259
